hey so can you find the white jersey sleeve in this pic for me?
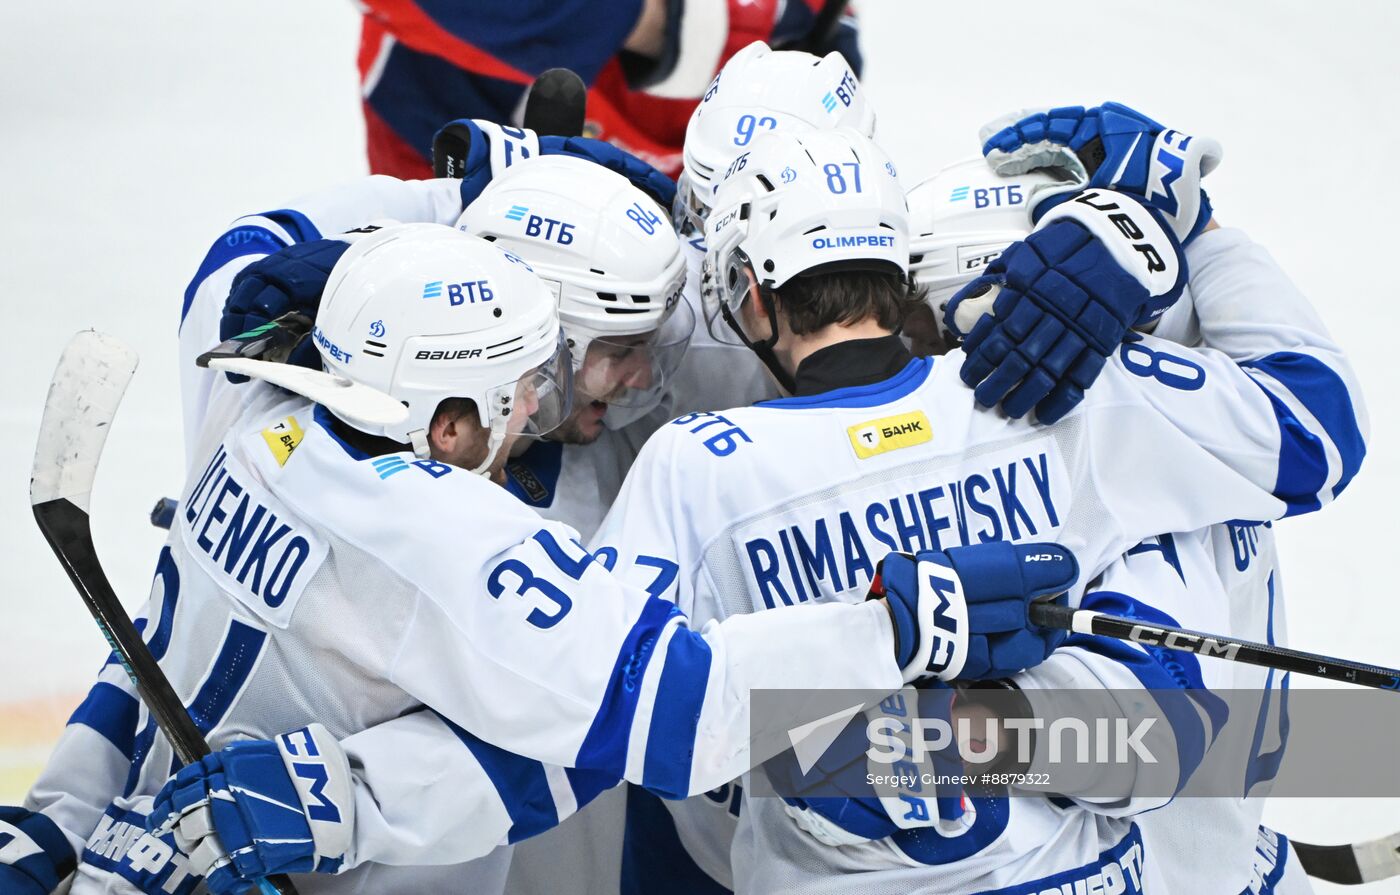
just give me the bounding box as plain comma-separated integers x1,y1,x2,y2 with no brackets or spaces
336,709,618,868
176,175,466,460
22,645,146,860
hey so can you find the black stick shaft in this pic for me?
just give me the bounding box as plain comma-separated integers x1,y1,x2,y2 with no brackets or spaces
34,501,210,762
33,499,299,895
1031,602,1400,691
793,0,850,53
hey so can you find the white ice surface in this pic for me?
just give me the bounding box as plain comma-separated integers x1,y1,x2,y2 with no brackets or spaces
2,1,1397,891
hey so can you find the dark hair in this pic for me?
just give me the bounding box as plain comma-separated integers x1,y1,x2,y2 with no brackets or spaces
431,397,480,431
772,269,927,336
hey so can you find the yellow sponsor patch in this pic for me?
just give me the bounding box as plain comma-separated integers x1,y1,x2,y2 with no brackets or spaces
261,416,305,466
847,410,932,459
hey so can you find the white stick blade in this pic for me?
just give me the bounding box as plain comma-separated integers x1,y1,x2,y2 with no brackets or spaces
207,357,409,431
30,331,139,512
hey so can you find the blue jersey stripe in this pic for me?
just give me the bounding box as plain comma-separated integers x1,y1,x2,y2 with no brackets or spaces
146,547,180,661
564,766,621,811
177,210,321,329
186,619,266,735
67,682,140,760
434,712,560,843
258,208,322,245
1245,352,1365,501
1066,589,1225,791
576,597,680,778
641,628,713,798
1244,369,1329,517
179,226,288,327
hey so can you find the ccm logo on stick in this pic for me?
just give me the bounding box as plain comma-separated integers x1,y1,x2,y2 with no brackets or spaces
1128,624,1241,660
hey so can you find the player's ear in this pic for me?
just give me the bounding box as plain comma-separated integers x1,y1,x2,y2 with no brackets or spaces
746,268,768,320
427,397,477,457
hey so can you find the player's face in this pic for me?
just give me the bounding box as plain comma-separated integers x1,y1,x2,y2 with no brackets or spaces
551,334,657,445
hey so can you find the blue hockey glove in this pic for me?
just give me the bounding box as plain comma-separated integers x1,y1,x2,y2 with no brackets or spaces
781,686,967,845
433,118,676,209
219,238,352,381
947,189,1188,423
0,807,76,895
149,724,353,895
875,541,1077,683
981,102,1222,244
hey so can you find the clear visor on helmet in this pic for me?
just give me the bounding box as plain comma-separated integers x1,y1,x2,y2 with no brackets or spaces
575,290,695,412
672,171,712,238
700,248,755,347
487,330,574,441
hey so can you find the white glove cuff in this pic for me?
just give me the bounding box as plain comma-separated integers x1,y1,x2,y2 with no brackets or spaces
275,724,354,867
1036,189,1184,303
472,119,541,175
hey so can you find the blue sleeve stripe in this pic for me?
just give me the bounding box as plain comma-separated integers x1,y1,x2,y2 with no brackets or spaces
66,681,140,760
564,766,621,812
185,619,266,735
433,711,559,843
1244,352,1365,502
575,596,681,778
146,547,180,661
179,225,289,327
1068,590,1225,791
1243,369,1328,517
257,209,322,245
640,625,713,799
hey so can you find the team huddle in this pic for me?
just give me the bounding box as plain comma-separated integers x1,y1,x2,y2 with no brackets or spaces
3,40,1368,895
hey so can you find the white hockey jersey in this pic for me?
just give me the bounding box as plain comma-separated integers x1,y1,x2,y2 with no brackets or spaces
593,226,1366,894
24,179,915,895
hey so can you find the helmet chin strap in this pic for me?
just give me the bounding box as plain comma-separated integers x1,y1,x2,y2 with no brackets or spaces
470,416,510,477
409,428,431,460
720,284,797,395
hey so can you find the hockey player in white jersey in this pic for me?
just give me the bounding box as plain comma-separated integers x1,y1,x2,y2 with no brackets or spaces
587,123,1366,894
889,148,1321,894
666,39,876,417
3,175,1044,895
3,131,698,895
77,122,1368,895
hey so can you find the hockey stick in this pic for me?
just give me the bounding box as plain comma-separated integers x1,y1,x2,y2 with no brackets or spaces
1291,835,1400,885
787,0,851,54
433,67,587,177
522,68,587,137
196,312,408,433
30,331,298,895
1029,602,1400,691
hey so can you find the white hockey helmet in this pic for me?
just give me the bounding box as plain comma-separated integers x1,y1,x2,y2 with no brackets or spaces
314,223,572,472
675,40,875,234
702,127,908,387
457,156,692,415
907,157,1077,339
